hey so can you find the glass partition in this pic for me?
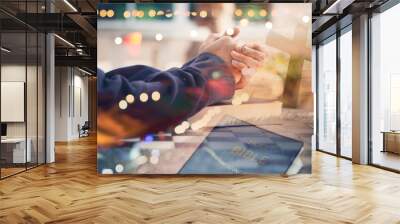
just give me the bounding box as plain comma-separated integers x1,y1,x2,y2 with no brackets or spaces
317,36,337,154
38,32,45,165
1,26,28,178
0,1,46,179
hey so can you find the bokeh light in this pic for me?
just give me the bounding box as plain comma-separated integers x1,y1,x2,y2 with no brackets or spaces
265,21,273,29
106,9,114,18
99,9,107,18
302,15,310,23
123,10,131,18
259,9,267,17
126,32,142,45
155,33,163,41
115,164,124,173
119,100,128,110
247,9,255,17
151,91,161,101
199,10,207,18
114,37,122,45
240,18,249,27
149,9,156,17
234,9,243,17
190,30,198,38
126,94,135,104
140,93,149,102
226,28,234,36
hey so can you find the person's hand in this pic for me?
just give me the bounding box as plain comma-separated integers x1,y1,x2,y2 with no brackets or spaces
231,42,265,89
198,27,265,90
198,34,236,65
231,43,265,73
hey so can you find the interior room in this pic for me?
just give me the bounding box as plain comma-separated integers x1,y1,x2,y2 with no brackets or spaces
0,0,400,223
0,5,46,177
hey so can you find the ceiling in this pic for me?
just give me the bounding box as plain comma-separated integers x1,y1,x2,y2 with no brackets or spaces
0,0,393,73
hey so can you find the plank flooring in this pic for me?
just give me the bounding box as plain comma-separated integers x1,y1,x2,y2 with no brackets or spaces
1,135,400,223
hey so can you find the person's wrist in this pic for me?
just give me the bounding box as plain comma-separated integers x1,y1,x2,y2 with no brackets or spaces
197,52,226,65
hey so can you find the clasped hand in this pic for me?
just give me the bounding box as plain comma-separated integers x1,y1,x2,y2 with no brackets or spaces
199,27,265,89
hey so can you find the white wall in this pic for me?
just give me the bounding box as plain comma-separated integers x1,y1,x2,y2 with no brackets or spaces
54,67,89,141
1,65,37,138
1,64,46,163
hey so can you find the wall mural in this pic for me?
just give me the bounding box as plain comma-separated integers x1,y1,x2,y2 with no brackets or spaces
97,3,313,175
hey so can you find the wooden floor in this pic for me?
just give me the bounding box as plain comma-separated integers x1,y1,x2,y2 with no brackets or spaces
1,136,400,224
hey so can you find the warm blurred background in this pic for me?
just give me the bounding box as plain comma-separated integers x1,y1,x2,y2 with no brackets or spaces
98,3,312,110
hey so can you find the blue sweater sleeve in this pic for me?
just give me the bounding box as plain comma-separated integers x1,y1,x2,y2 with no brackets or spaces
98,53,235,135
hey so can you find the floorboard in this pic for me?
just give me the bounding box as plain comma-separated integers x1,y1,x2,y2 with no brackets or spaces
1,135,400,224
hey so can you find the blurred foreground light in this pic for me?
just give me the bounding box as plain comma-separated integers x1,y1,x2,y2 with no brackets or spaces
165,12,173,18
199,10,207,18
247,10,255,17
140,93,149,102
137,10,144,18
240,18,249,27
119,100,128,110
99,9,107,17
123,10,131,18
151,91,161,101
302,15,310,23
106,9,114,18
190,30,198,38
265,21,273,29
114,37,123,45
259,9,267,17
157,10,164,16
211,71,222,79
127,32,142,45
144,134,154,142
234,9,242,17
155,33,163,41
126,94,135,104
191,11,197,16
101,169,113,174
149,9,156,17
226,28,234,36
174,125,185,134
115,164,124,173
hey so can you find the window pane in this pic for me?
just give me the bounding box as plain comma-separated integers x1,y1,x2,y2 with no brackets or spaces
318,38,337,154
371,3,400,171
340,29,352,158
